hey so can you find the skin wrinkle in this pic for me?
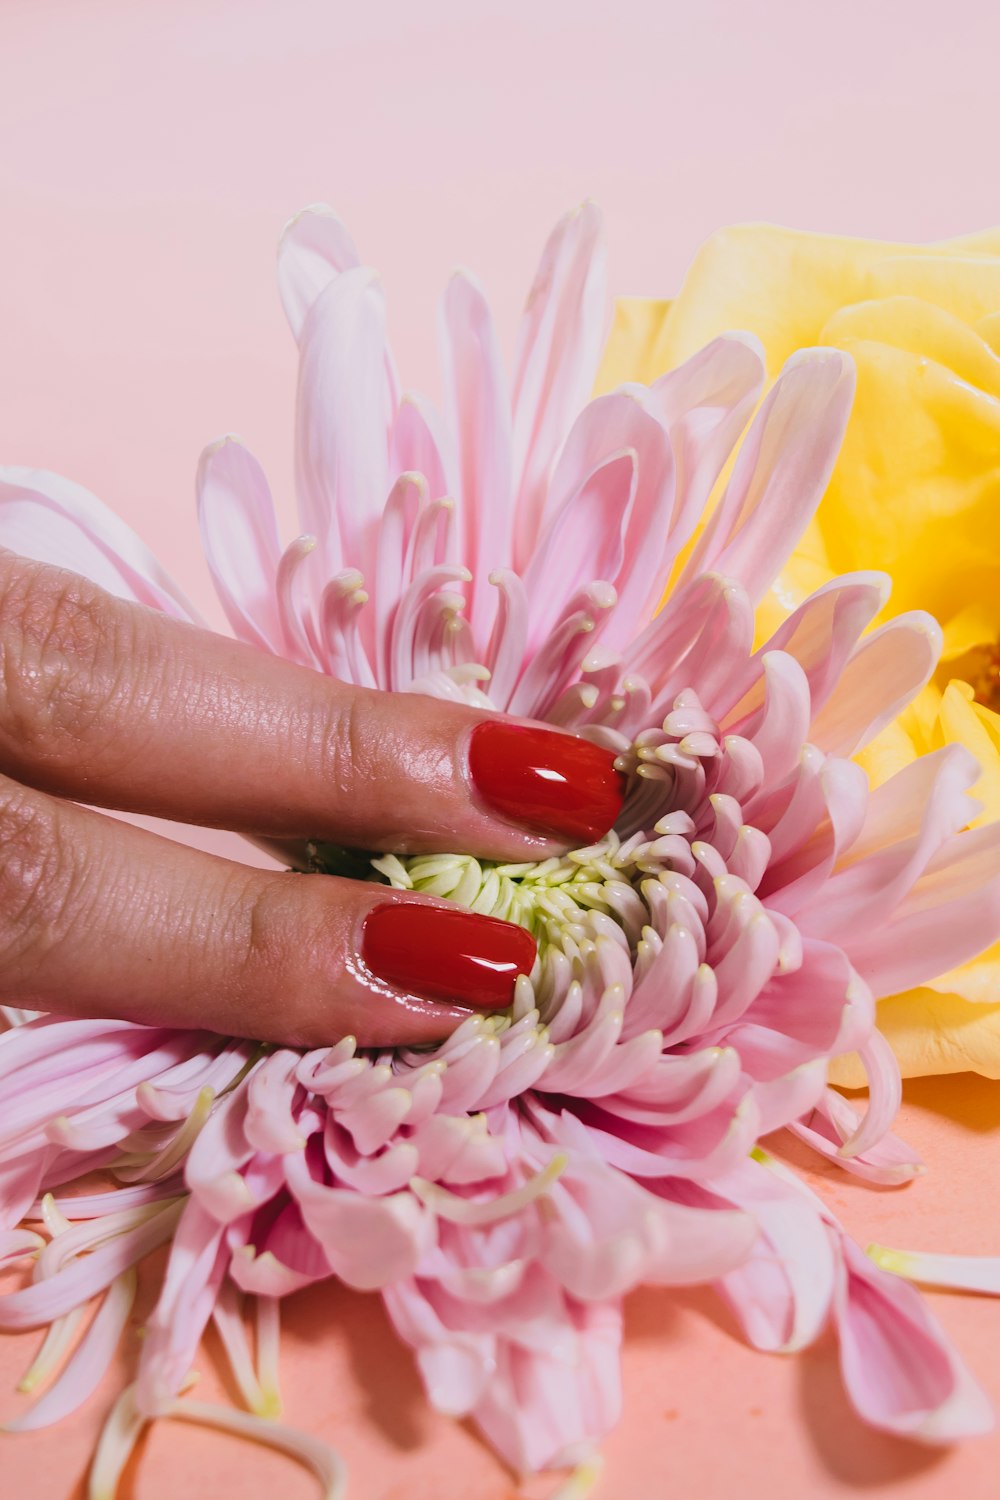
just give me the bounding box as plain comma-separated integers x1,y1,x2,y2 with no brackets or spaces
0,556,150,784
28,568,128,746
0,781,64,969
0,776,103,978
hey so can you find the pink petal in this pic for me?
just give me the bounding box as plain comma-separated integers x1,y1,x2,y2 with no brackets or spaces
184,1084,273,1226
389,395,453,502
196,437,283,652
295,266,393,581
519,447,634,652
511,201,607,565
791,1089,925,1186
135,1200,227,1415
726,938,871,1081
623,573,756,725
277,203,361,339
868,1246,1000,1297
383,1277,497,1414
749,1058,828,1134
543,391,678,654
473,1293,623,1474
650,332,765,557
0,467,199,620
833,1232,994,1441
229,1202,333,1297
540,1157,755,1299
0,1200,183,1331
441,269,513,640
845,820,1000,996
711,1157,837,1352
749,572,891,720
677,349,855,602
731,652,813,809
810,612,942,756
6,1269,136,1430
803,744,980,945
0,1228,44,1266
284,1154,431,1289
761,757,869,919
836,1029,902,1160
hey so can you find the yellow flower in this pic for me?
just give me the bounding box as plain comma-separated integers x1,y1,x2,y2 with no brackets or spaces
599,225,1000,1078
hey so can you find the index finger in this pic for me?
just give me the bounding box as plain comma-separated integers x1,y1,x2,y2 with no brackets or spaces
0,552,626,860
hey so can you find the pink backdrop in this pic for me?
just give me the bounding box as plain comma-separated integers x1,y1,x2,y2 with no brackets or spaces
2,2,1000,1496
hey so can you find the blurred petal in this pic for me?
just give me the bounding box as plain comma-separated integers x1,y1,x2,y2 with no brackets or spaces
0,467,199,620
277,203,361,339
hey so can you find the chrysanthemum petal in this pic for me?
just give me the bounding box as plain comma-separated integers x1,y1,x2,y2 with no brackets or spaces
512,201,607,563
833,1232,994,1441
809,612,942,756
0,468,199,620
196,436,284,652
295,266,393,580
441,269,513,638
650,332,765,556
277,204,361,340
678,349,855,601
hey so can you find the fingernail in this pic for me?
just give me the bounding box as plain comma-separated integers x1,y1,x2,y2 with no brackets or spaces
362,902,537,1009
468,722,626,842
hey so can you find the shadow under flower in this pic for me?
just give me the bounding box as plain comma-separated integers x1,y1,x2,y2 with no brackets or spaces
901,1075,1000,1137
282,1279,430,1454
796,1328,947,1489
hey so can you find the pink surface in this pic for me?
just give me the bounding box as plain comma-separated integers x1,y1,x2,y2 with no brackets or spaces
2,3,1000,1497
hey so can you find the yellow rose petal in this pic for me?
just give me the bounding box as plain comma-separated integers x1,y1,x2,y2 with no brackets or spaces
813,337,1000,643
866,255,1000,328
830,988,1000,1084
596,297,672,391
936,682,1000,826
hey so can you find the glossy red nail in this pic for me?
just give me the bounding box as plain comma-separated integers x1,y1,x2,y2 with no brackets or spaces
468,721,626,842
362,902,537,1010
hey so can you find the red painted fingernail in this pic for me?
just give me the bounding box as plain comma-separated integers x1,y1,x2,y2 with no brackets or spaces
468,722,626,842
362,902,537,1010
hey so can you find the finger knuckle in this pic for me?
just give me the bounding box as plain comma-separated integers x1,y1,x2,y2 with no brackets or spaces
240,874,304,988
238,874,335,1047
0,555,136,771
318,688,410,846
0,779,79,970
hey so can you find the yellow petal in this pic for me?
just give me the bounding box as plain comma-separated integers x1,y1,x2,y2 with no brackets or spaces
830,988,1000,1084
604,225,972,381
941,227,1000,256
977,310,1000,356
924,941,1000,1007
810,332,1000,644
936,682,1000,826
853,716,922,792
595,297,672,391
863,255,1000,328
821,295,1000,397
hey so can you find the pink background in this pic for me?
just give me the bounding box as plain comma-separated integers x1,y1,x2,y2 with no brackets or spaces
2,2,1000,1496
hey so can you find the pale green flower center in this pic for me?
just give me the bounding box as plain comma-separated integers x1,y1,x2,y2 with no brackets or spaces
371,829,661,961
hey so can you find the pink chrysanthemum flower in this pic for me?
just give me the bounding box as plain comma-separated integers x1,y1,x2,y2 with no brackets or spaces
2,204,1000,1492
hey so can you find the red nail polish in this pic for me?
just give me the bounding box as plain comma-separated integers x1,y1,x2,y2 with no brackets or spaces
362,902,537,1010
468,722,626,842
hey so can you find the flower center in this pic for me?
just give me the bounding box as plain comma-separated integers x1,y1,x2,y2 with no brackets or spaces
364,694,778,1046
371,829,662,962
950,641,1000,714
308,691,802,1079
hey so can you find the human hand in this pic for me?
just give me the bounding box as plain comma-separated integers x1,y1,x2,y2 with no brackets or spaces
0,551,624,1047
